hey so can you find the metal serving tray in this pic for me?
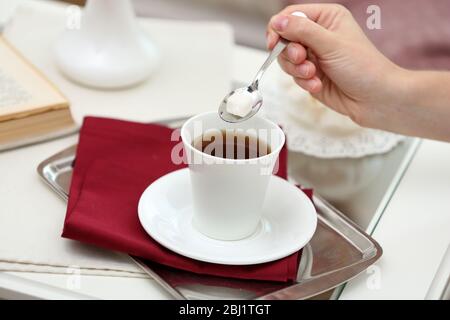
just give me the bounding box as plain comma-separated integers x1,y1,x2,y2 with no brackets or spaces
37,122,382,300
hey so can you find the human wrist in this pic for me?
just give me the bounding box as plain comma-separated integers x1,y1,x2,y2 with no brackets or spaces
402,69,450,107
377,68,450,140
358,63,409,130
387,66,414,107
396,68,424,107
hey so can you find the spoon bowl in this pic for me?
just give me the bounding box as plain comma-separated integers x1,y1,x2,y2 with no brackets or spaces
218,39,287,123
218,86,263,123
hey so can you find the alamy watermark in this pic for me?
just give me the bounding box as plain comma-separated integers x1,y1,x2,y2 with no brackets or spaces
366,5,382,30
170,121,281,176
66,265,81,290
65,5,81,30
366,265,382,290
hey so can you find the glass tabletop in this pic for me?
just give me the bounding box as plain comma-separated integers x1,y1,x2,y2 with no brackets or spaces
288,137,420,233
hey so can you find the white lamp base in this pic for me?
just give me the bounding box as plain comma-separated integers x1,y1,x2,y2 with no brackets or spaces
54,0,159,89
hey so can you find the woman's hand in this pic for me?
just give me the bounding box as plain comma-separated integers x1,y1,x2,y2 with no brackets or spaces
267,4,405,129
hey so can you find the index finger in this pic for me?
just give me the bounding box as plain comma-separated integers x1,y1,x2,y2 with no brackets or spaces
267,4,323,50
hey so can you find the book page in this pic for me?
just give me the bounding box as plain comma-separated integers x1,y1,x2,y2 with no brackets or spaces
0,37,68,121
0,69,32,108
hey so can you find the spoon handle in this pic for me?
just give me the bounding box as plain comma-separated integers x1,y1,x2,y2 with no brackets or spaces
251,39,288,90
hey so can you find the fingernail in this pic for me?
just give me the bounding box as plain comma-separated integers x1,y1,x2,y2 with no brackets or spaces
288,45,298,61
291,11,307,18
273,15,289,31
297,64,310,77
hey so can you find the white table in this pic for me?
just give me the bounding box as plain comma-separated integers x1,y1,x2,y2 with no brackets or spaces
1,0,450,300
339,139,450,300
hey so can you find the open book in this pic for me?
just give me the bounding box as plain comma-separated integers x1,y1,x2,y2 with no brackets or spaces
0,36,76,151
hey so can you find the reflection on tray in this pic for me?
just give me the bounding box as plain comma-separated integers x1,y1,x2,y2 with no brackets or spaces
288,138,420,230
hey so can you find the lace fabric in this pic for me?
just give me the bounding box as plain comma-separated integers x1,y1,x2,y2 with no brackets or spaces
261,74,404,159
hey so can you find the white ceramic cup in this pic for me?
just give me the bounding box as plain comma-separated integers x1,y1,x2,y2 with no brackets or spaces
181,112,285,240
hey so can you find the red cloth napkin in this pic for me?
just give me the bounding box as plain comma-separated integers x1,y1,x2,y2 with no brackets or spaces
63,117,312,282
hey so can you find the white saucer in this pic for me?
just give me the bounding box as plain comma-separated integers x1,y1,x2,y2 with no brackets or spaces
138,168,317,265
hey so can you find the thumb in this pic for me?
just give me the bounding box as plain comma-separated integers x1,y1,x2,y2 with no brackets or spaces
271,14,336,57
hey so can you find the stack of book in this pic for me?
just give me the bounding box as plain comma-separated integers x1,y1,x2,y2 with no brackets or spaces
0,36,75,151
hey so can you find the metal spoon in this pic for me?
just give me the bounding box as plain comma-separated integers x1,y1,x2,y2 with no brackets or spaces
218,39,288,123
218,11,307,123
